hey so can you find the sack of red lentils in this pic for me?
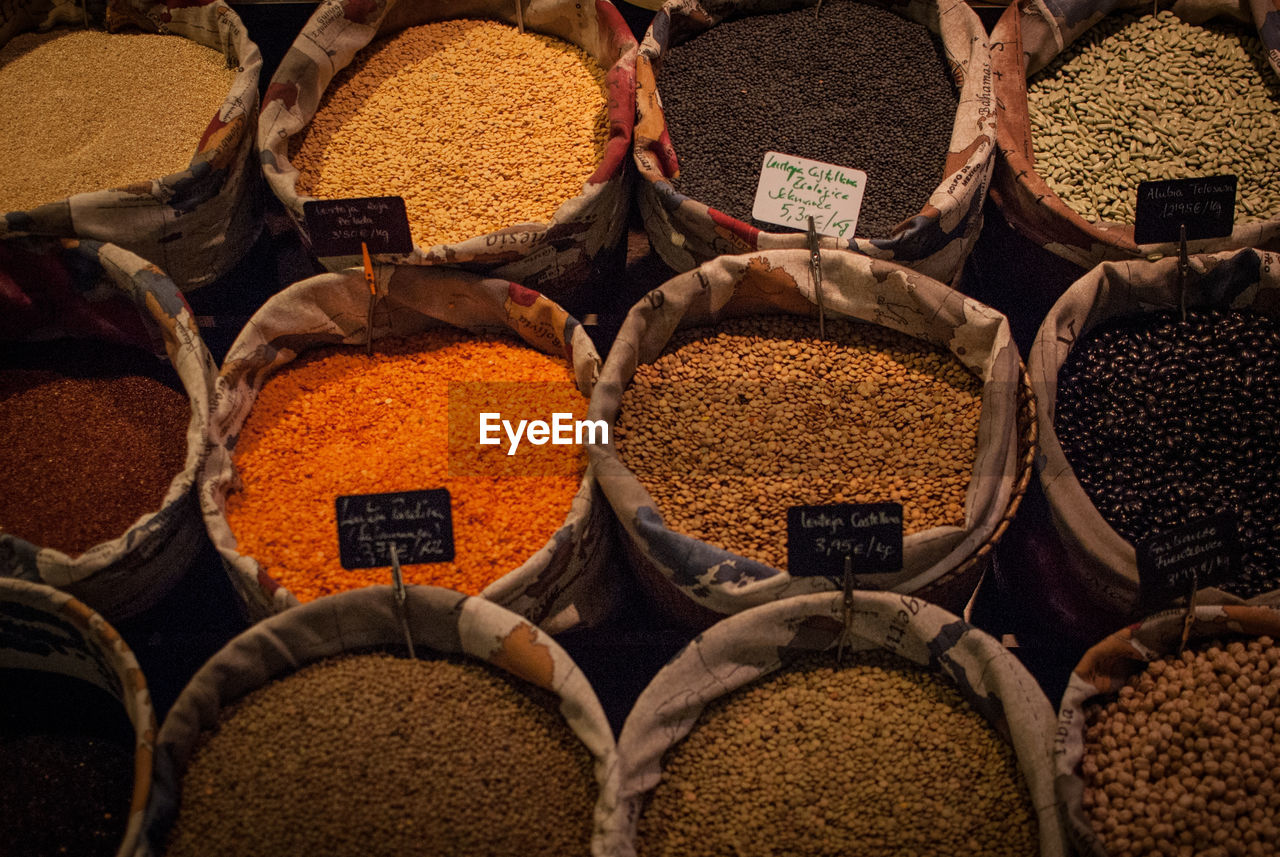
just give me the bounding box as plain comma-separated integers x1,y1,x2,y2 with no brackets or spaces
258,0,637,304
633,0,994,286
599,590,1067,856
589,248,1025,628
1056,602,1280,857
0,236,216,623
138,585,618,857
990,0,1280,271
1027,247,1280,636
0,0,263,291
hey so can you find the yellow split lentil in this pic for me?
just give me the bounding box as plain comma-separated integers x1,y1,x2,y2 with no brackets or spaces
225,328,587,600
291,19,610,249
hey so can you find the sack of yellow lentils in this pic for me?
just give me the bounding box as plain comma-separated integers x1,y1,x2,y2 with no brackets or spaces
600,590,1067,856
0,0,263,290
258,0,637,304
990,0,1280,270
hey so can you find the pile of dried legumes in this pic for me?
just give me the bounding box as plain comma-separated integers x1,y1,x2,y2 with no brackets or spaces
1080,637,1280,857
635,649,1039,856
225,328,586,599
0,29,233,212
164,653,597,857
657,0,958,237
291,19,609,248
614,315,982,569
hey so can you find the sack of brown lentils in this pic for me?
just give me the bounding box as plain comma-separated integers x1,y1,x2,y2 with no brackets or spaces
633,0,994,286
990,0,1280,270
258,0,637,304
589,248,1025,628
0,0,263,291
599,590,1068,856
0,236,216,623
138,585,617,857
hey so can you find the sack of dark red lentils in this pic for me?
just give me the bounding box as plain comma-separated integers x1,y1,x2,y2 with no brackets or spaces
258,0,637,304
0,236,216,623
990,0,1280,270
633,0,994,286
599,590,1068,856
0,0,263,290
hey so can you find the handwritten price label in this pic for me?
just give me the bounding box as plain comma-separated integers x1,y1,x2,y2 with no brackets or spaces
1134,176,1237,245
752,151,867,239
1136,512,1240,608
335,489,454,569
304,196,414,257
787,503,903,577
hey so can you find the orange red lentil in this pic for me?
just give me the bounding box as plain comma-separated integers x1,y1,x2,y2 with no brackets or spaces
225,328,587,600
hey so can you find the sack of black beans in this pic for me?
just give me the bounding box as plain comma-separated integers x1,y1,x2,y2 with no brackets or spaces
258,0,637,304
0,236,216,623
589,248,1026,628
990,0,1280,270
633,0,994,286
599,590,1067,856
1028,247,1280,634
1,578,156,857
0,0,263,291
138,585,617,857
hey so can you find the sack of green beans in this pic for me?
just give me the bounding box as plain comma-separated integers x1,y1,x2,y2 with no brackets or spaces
138,585,617,857
258,0,637,304
589,248,1029,628
990,0,1280,270
599,590,1067,856
0,0,263,291
1028,246,1280,635
1056,602,1280,857
1,578,156,857
633,0,994,286
0,236,216,623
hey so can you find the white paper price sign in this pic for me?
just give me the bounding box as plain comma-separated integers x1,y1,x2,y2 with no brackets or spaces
751,151,867,239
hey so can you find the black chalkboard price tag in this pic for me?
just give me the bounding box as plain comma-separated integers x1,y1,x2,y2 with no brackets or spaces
336,489,454,570
304,197,414,257
786,503,903,577
1133,176,1237,245
1136,512,1241,609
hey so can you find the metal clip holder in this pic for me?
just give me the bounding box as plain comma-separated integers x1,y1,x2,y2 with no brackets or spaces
388,543,416,659
808,216,826,342
836,555,855,665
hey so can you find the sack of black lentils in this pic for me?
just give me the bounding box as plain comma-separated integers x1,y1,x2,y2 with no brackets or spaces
1029,247,1280,632
0,0,263,291
0,236,216,623
258,0,637,303
990,0,1280,270
589,248,1029,628
633,0,994,286
139,585,617,857
599,590,1068,856
2,578,156,857
1056,602,1280,857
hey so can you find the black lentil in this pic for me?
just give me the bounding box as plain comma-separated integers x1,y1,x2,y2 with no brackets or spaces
658,0,958,237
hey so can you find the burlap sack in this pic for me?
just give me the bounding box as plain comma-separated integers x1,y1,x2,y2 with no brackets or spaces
599,590,1067,856
0,0,263,290
589,248,1021,627
634,0,995,286
0,236,216,623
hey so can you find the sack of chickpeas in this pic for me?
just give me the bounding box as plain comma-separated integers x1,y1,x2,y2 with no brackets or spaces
201,264,614,632
258,0,637,304
0,0,263,291
138,585,617,857
589,248,1031,628
1,236,216,623
1056,602,1280,857
633,0,994,286
1028,247,1280,636
990,0,1280,270
599,589,1068,856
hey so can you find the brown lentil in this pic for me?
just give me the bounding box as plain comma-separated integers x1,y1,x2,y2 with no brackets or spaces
1081,637,1280,857
0,29,234,212
635,649,1039,857
614,316,982,569
165,652,597,857
291,19,609,249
